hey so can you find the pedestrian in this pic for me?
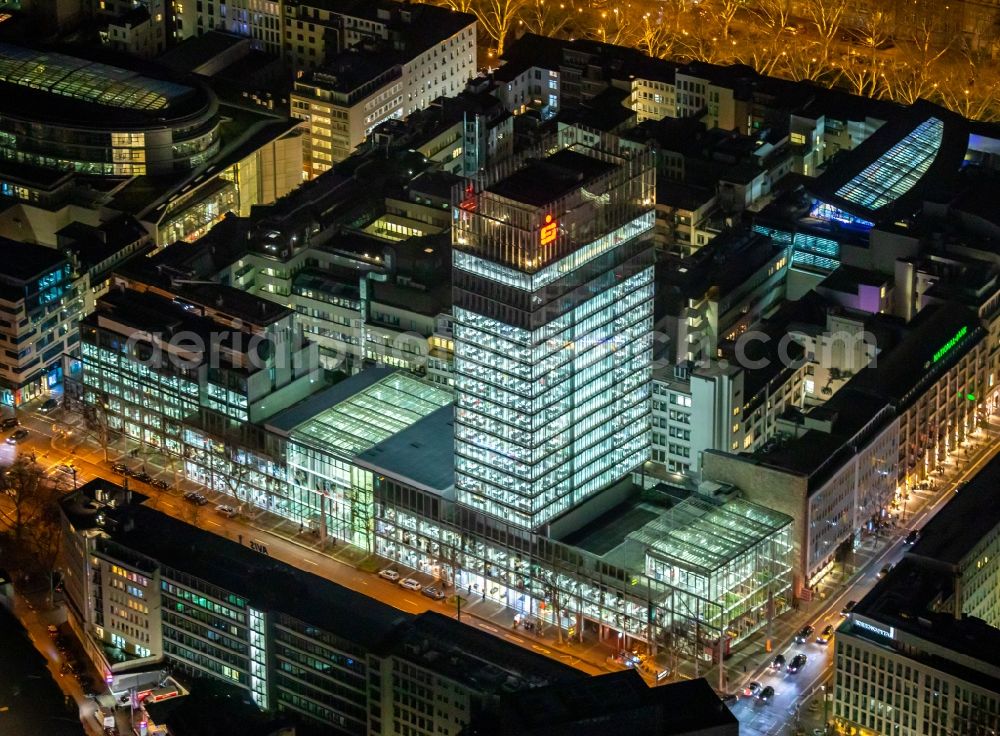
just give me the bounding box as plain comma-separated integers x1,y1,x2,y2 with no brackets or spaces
743,664,747,673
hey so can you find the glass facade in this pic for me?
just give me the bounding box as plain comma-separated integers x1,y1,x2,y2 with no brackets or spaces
835,117,944,211
453,143,656,530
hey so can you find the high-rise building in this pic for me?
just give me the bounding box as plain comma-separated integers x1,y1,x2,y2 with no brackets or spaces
452,139,656,530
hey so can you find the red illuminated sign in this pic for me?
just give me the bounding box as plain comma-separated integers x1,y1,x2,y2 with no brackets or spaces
540,214,557,246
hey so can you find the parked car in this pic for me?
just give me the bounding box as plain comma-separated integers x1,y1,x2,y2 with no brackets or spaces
817,624,834,645
378,568,400,582
744,681,762,698
215,504,238,518
879,563,893,578
794,625,815,643
399,578,422,591
133,471,152,483
720,693,739,707
55,463,75,475
111,463,131,475
788,654,808,673
904,530,919,545
184,491,208,505
6,428,28,444
757,686,775,703
421,585,446,600
1,417,18,430
771,654,786,671
840,600,857,616
47,625,59,636
150,479,169,490
40,398,59,413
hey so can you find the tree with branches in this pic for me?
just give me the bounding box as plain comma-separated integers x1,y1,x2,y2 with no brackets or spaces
0,455,60,575
802,0,849,65
476,0,528,56
518,0,580,38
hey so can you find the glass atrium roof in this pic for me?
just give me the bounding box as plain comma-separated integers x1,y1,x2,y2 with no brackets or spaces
834,117,944,211
0,43,192,111
629,497,790,575
289,372,453,458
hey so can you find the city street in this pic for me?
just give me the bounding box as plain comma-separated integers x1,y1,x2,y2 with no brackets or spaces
3,397,998,735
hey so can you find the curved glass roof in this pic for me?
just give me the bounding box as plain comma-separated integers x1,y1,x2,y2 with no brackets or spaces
0,43,191,111
835,117,944,211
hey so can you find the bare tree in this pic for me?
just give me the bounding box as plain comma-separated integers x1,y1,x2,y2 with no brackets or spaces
519,0,579,37
586,7,635,47
753,0,792,39
0,455,59,574
802,0,849,64
436,0,476,12
708,0,746,41
636,12,681,59
835,11,893,98
881,18,954,105
476,0,528,56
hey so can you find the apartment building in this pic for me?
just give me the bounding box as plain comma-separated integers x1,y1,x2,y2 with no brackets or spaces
290,4,475,175
0,241,87,406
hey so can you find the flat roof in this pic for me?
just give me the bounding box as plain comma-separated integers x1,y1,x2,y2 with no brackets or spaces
270,369,453,460
0,238,66,283
462,670,738,735
486,149,615,207
627,496,791,574
355,404,455,494
908,452,1000,566
265,366,397,434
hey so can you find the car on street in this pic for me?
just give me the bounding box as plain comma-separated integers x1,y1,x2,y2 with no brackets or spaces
905,529,919,545
40,398,59,413
744,681,761,697
788,654,808,673
399,577,422,591
817,624,834,645
183,491,208,505
421,585,446,600
111,463,131,475
794,624,815,643
215,504,238,518
378,568,400,582
756,686,775,703
1,417,17,430
150,479,169,490
6,428,28,444
879,563,893,578
841,600,857,616
720,693,739,707
47,625,59,636
133,471,152,483
771,654,786,671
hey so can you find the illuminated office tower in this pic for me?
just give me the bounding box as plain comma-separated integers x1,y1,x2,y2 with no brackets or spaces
452,140,656,530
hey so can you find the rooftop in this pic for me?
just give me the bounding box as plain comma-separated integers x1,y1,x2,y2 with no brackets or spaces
0,238,66,284
627,495,791,575
267,369,453,460
908,452,1000,566
355,405,455,495
486,148,615,207
61,480,579,690
459,670,738,736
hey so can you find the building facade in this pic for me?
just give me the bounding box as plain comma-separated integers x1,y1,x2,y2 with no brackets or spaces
451,139,656,530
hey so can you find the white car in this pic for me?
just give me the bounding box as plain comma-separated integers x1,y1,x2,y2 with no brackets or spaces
215,504,238,518
399,578,421,591
378,569,400,582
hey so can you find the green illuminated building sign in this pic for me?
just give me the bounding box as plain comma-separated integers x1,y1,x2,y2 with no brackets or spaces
933,326,968,363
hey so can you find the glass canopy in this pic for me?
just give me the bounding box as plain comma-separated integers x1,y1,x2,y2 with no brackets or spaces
289,372,453,458
835,117,944,211
0,43,192,111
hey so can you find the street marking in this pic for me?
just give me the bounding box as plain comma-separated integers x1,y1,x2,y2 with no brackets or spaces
205,520,221,527
403,598,419,606
478,623,499,633
504,634,524,643
531,645,551,654
300,558,318,566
